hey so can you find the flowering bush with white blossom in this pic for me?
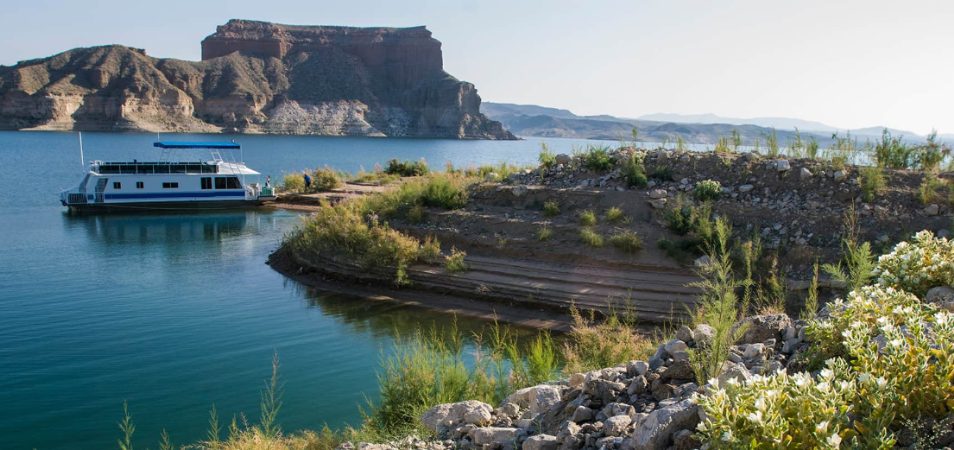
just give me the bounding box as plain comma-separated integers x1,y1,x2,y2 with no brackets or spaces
698,359,897,449
873,230,954,297
697,233,954,448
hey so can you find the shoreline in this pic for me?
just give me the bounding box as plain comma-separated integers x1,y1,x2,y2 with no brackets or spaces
267,247,577,332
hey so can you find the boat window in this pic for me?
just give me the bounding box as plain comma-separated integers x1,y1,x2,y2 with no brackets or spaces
136,181,144,189
113,182,121,190
162,182,179,189
201,177,212,190
214,177,242,189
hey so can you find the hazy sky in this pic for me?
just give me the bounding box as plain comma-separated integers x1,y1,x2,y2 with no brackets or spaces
3,0,952,134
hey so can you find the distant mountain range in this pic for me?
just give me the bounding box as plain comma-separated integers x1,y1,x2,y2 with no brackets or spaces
482,102,951,145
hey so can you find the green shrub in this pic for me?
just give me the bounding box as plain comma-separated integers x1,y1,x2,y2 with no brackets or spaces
579,209,598,226
579,227,604,247
713,136,732,155
621,154,648,187
697,358,899,449
536,226,553,241
687,218,746,384
362,174,472,220
700,233,954,448
766,128,780,157
281,173,305,193
822,208,876,294
787,128,805,158
539,143,557,168
562,308,650,373
444,247,468,273
311,166,344,192
604,206,627,224
824,132,858,169
420,176,469,209
918,174,953,206
580,146,614,172
665,198,710,236
608,230,642,253
369,322,560,433
461,162,528,181
288,202,429,285
872,230,954,297
914,131,949,172
859,166,886,203
419,236,442,263
650,165,674,181
542,200,560,217
693,179,722,201
351,169,399,186
385,159,430,177
806,136,820,159
875,129,915,169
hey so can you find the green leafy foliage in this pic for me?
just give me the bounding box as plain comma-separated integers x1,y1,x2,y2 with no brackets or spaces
693,179,722,202
621,153,648,187
385,159,430,177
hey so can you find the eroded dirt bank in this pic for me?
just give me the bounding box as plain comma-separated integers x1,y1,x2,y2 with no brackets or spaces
269,148,952,326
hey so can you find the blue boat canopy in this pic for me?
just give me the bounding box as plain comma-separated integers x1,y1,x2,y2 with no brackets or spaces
153,141,241,150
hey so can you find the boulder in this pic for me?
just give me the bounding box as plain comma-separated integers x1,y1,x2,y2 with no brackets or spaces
555,154,572,165
692,324,715,347
737,314,792,344
833,170,847,181
674,326,694,344
926,286,954,312
604,415,633,436
570,405,594,423
924,204,941,216
529,385,563,416
627,360,650,377
799,167,813,179
471,427,518,446
422,400,494,432
738,184,754,193
584,378,626,404
716,360,752,386
523,434,559,450
648,189,668,199
774,160,791,172
629,399,700,450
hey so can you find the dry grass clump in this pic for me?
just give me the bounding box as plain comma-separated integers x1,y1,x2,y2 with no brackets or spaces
579,228,604,247
608,230,642,254
562,307,652,373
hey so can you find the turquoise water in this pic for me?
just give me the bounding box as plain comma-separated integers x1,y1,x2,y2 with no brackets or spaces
0,132,611,450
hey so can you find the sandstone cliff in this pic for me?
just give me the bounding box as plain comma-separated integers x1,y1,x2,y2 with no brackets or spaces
0,20,514,139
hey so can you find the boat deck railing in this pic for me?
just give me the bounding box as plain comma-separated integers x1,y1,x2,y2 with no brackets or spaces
93,161,220,175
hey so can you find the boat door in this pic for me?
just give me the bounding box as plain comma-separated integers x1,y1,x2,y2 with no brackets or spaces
94,178,108,203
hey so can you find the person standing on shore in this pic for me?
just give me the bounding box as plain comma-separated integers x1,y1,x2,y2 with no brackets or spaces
303,171,312,190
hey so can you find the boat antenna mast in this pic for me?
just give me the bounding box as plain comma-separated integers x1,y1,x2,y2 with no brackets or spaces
78,132,85,169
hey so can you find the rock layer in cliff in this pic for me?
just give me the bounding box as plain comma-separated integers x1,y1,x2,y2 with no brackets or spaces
0,19,514,139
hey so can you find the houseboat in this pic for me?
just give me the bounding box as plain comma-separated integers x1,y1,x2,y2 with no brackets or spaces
60,141,276,212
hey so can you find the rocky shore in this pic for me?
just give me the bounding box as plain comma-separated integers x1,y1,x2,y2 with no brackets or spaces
342,281,954,450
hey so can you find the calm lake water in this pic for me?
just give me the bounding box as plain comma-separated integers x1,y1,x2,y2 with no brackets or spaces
0,131,614,450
